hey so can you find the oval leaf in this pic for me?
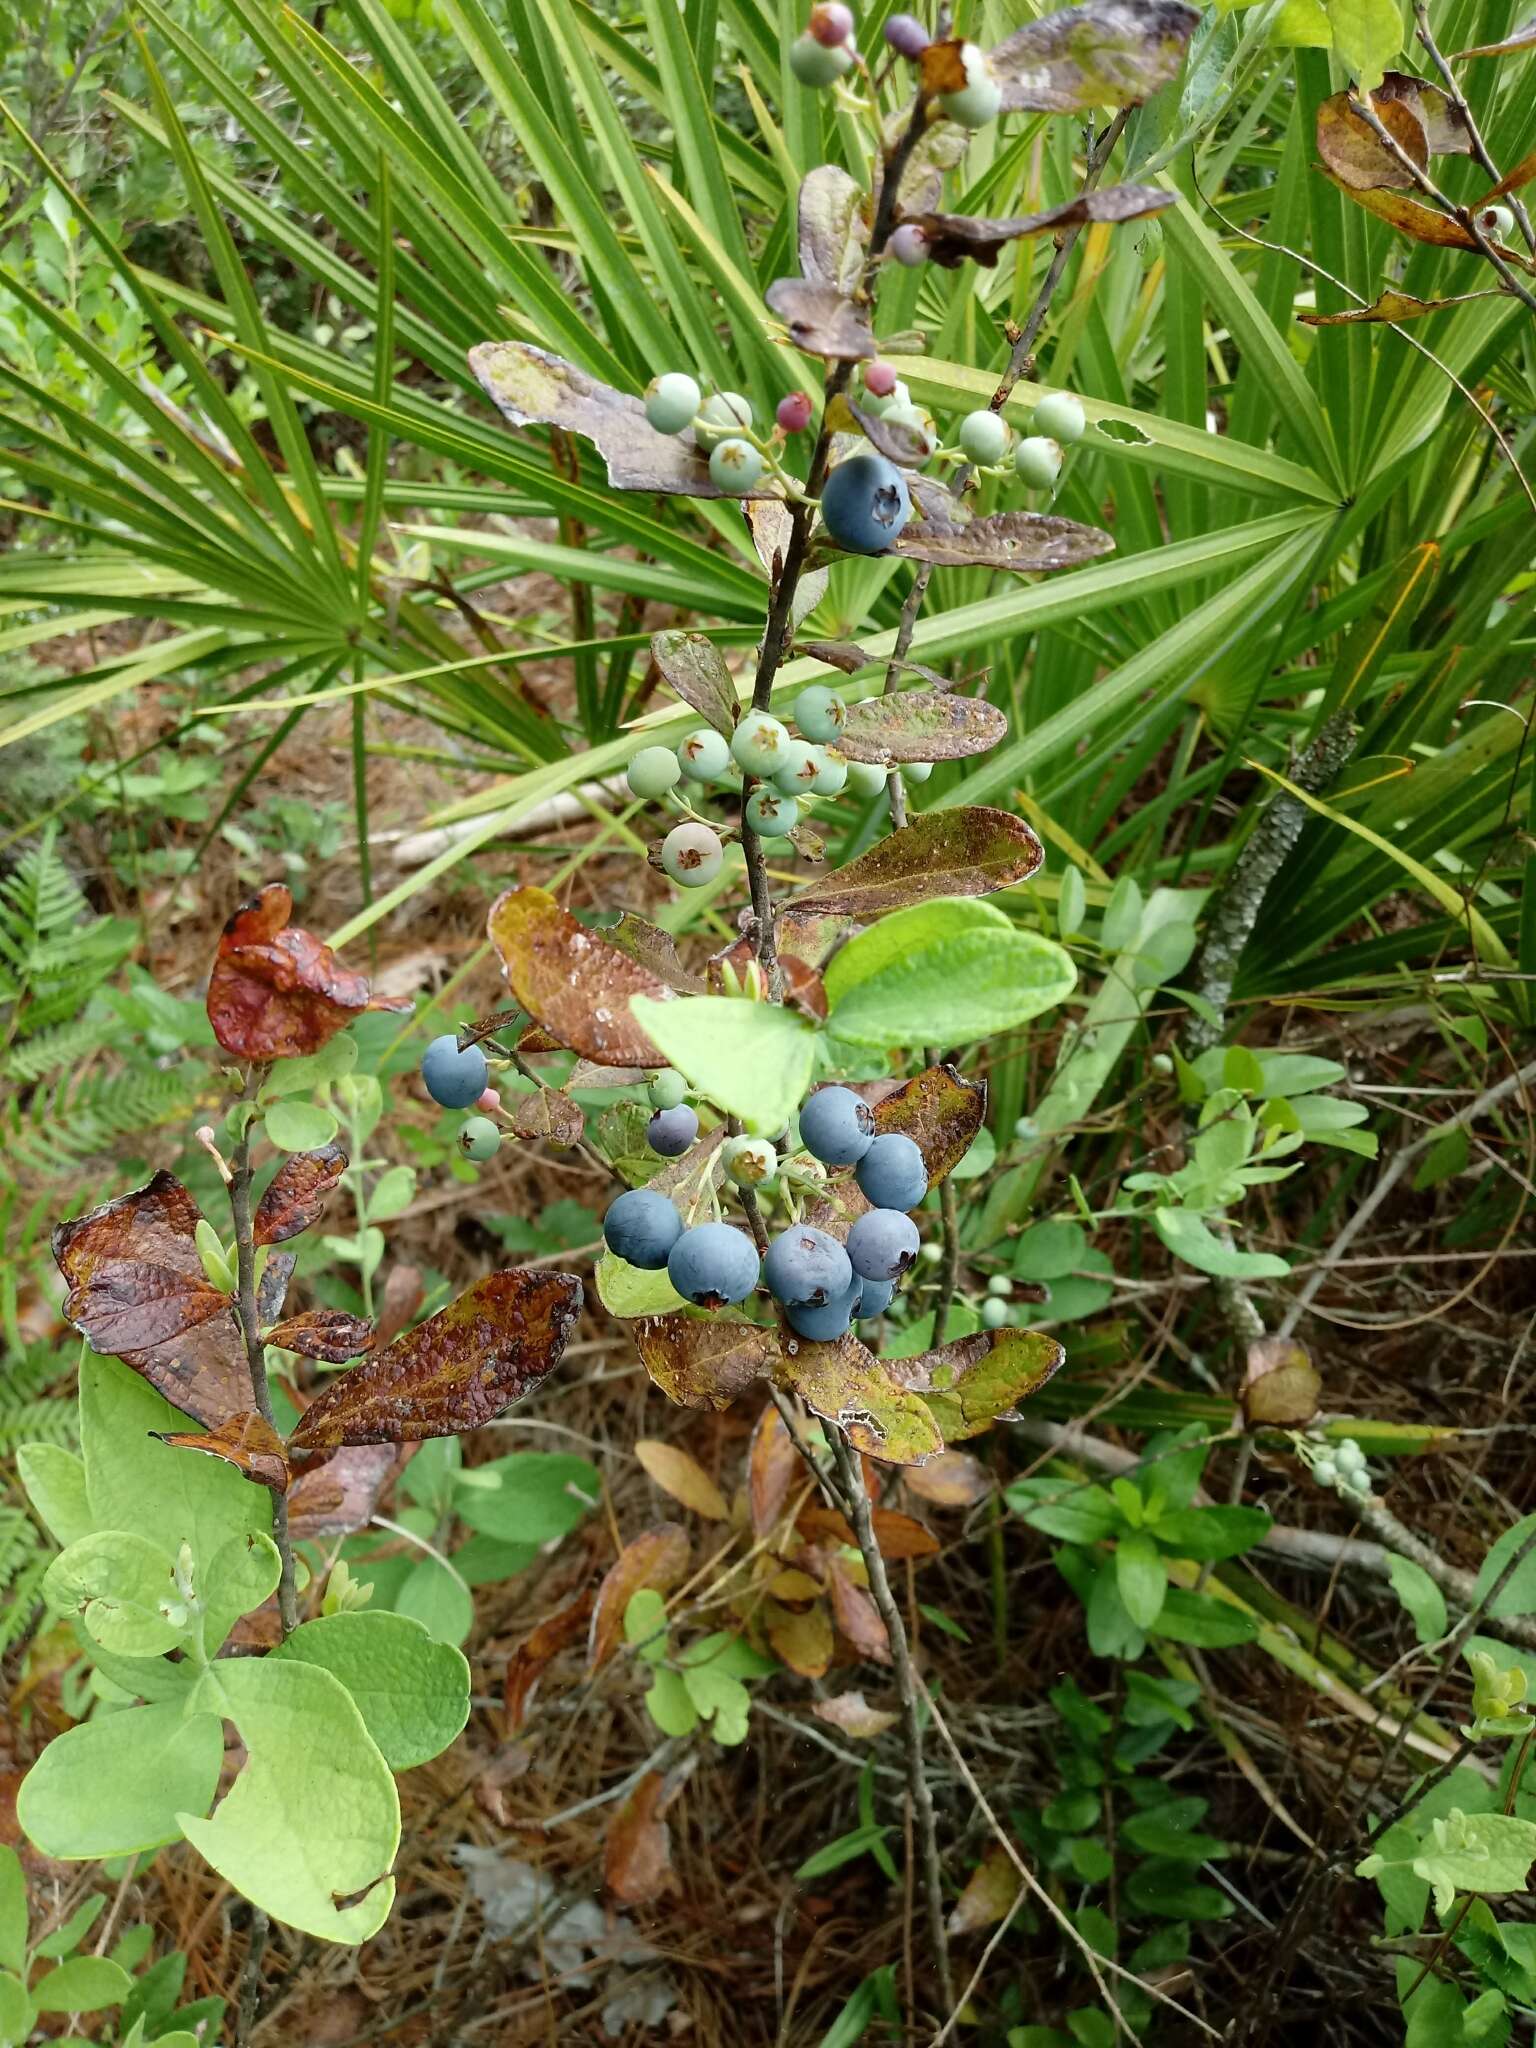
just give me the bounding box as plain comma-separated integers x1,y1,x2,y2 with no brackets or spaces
507,1086,585,1149
589,1523,691,1670
775,1331,943,1466
987,0,1199,113
489,885,674,1066
892,511,1115,571
253,1145,349,1247
650,629,739,738
207,883,407,1061
764,277,875,360
632,1312,780,1410
837,689,1008,763
907,184,1175,268
889,1326,1064,1441
791,806,1044,916
798,164,868,293
635,1440,729,1520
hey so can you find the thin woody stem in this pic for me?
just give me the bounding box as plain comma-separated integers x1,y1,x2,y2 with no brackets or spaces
1411,1,1536,258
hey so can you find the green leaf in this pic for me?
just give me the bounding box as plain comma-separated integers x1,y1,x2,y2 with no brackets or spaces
18,1701,224,1859
1101,876,1144,952
682,1663,752,1745
263,1099,341,1153
182,1659,398,1943
1151,1506,1271,1562
1474,1516,1536,1620
1322,0,1400,84
823,900,1077,1046
596,1249,687,1319
1388,1556,1449,1645
260,1035,358,1100
272,1611,471,1769
1146,1587,1259,1648
45,1532,186,1658
394,1557,474,1647
630,994,816,1135
0,1973,31,2048
1115,1532,1167,1630
1153,1208,1290,1279
30,1958,134,2014
453,1454,599,1545
795,1826,894,1880
16,1442,92,1549
1058,867,1086,938
0,1850,26,1975
203,1532,282,1657
644,1664,698,1736
34,1892,105,1958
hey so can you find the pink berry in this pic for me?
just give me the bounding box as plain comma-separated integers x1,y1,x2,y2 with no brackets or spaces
889,223,928,268
864,360,898,397
884,11,929,55
809,0,854,45
476,1087,501,1112
777,391,813,433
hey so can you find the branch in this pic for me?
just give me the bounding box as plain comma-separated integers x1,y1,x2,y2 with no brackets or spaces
1411,1,1536,260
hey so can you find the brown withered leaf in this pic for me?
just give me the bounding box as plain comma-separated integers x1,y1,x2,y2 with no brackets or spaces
1299,287,1505,324
257,1251,295,1326
287,1443,398,1540
893,511,1116,572
54,1172,229,1355
907,183,1175,268
1373,72,1473,156
838,689,1008,763
798,163,868,294
813,1691,898,1739
154,1411,290,1494
826,392,931,467
918,38,972,94
504,1589,593,1736
745,496,792,579
904,1449,994,1508
602,912,705,994
873,1064,989,1191
787,821,826,863
878,108,970,214
1452,17,1536,58
824,1555,890,1662
948,1844,1023,1936
517,1023,565,1055
800,639,871,676
488,886,674,1066
605,1771,676,1905
1479,147,1536,202
987,0,1199,113
798,1504,940,1560
373,1264,424,1350
287,1269,583,1450
264,1308,375,1363
775,1332,943,1466
765,278,875,361
1242,1336,1321,1428
890,1327,1064,1442
253,1145,348,1248
650,629,739,739
748,1400,800,1536
206,883,408,1061
790,807,1044,917
1315,91,1428,190
632,1313,779,1411
635,1440,730,1520
507,1087,585,1150
469,341,780,499
569,1059,652,1089
588,1523,691,1669
766,1598,834,1678
1326,178,1505,255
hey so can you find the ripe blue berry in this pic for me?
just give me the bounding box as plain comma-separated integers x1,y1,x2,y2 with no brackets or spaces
981,1295,1011,1329
1032,392,1086,444
725,1135,778,1187
796,685,847,742
422,1033,489,1109
884,11,929,54
648,1068,688,1110
645,372,701,436
1014,435,1062,489
810,749,848,797
604,1187,684,1269
744,787,800,837
786,1273,862,1342
789,30,854,84
888,224,928,267
847,1207,921,1282
731,712,792,775
709,437,764,491
667,1222,761,1308
661,822,724,888
775,740,824,794
856,1275,895,1318
799,1084,875,1165
846,759,888,798
677,728,731,782
647,1103,700,1156
854,1131,926,1210
958,409,1009,466
627,745,682,800
820,452,912,554
764,1224,854,1308
939,43,1001,126
458,1116,502,1163
695,391,755,451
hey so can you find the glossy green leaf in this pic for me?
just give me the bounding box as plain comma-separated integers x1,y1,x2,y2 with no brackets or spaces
824,899,1076,1046
273,1612,471,1768
18,1701,224,1859
630,995,817,1135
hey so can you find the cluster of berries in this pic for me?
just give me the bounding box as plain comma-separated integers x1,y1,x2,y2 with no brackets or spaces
856,360,1089,491
604,1084,928,1342
627,682,934,886
787,6,1000,150
420,1031,508,1160
1309,1434,1371,1502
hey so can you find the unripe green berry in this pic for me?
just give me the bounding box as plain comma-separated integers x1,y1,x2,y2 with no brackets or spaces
458,1115,502,1162
648,1068,688,1110
725,1134,778,1187
859,375,910,418
1478,203,1515,241
644,371,701,435
1014,435,1063,489
744,786,800,837
709,436,765,491
661,821,724,887
775,739,824,794
981,1295,1011,1329
902,760,933,784
811,749,848,797
627,745,682,800
731,712,792,775
958,409,1009,465
919,1240,944,1265
1312,1457,1338,1487
1032,391,1086,444
987,1273,1012,1297
1014,1116,1038,1140
846,759,888,798
939,44,1001,127
678,727,732,781
695,391,755,452
789,31,854,85
1150,1052,1174,1075
796,684,847,743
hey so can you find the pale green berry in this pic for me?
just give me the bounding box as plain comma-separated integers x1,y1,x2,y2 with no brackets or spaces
1312,1457,1338,1487
725,1135,778,1187
846,759,888,798
1014,1115,1038,1140
1336,1439,1367,1472
981,1296,1010,1329
695,391,755,452
1032,391,1086,444
902,760,933,784
860,376,910,419
1478,203,1515,241
710,436,765,491
678,727,732,781
627,745,682,800
744,786,800,837
661,821,724,887
987,1274,1012,1297
811,749,848,797
958,409,1009,465
458,1115,502,1162
732,712,792,775
775,739,824,794
789,30,855,85
796,684,847,743
644,371,702,435
939,44,1001,127
649,1069,688,1110
1151,1052,1174,1075
919,1240,944,1265
1014,435,1063,489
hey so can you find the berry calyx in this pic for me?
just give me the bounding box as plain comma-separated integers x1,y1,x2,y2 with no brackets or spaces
789,31,855,84
647,1103,701,1156
661,821,724,887
1014,435,1063,489
667,1222,761,1308
888,223,929,267
421,1033,490,1109
819,451,912,554
458,1115,502,1163
777,391,814,433
808,1,855,46
884,12,929,55
744,786,800,837
799,1084,875,1165
957,409,1010,466
648,1068,688,1110
709,437,765,491
1032,391,1086,444
774,739,824,794
677,728,732,782
695,391,755,451
725,1135,778,1187
731,712,792,775
644,371,702,435
795,684,847,742
627,745,683,800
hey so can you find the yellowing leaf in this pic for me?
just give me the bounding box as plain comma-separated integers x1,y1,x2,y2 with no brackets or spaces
634,1440,730,1519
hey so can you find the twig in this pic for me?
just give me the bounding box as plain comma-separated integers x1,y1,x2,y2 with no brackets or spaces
1412,0,1536,256
236,1910,271,2048
228,1071,300,1637
927,1888,1027,2047
930,1173,961,1346
829,1432,955,2017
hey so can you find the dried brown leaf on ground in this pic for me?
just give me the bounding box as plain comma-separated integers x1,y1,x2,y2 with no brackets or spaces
634,1440,730,1520
589,1524,692,1669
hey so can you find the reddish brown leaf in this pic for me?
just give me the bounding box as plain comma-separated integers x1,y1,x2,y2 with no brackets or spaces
1373,72,1473,156
824,1556,890,1663
904,1449,994,1507
253,1144,348,1247
257,1250,295,1325
488,886,675,1066
286,1444,399,1540
948,1844,1023,1935
635,1440,730,1519
748,1401,800,1537
588,1524,692,1670
632,1313,780,1411
766,1597,835,1677
54,1171,229,1355
206,883,409,1060
797,1504,940,1560
892,511,1115,571
987,0,1198,113
504,1588,593,1735
154,1411,290,1494
1315,90,1428,189
907,184,1175,268
650,629,739,738
889,1327,1064,1442
1242,1336,1322,1428
374,1264,425,1349
1324,176,1505,255
286,1269,583,1450
507,1087,585,1149
789,807,1044,917
873,1063,988,1190
264,1308,375,1363
605,1771,676,1905
1479,147,1536,201
1298,287,1504,324
837,690,1008,764
589,912,706,995
813,1691,898,1739
764,277,875,360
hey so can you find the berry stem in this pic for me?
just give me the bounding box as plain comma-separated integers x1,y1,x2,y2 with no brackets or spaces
930,1170,962,1346
227,1066,300,1639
